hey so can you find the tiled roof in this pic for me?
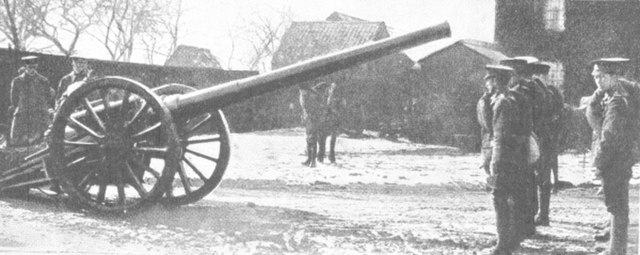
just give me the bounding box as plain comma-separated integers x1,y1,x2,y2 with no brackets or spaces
164,45,222,69
326,12,369,22
272,21,389,68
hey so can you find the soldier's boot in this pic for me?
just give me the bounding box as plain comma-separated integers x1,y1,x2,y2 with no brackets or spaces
308,145,317,168
491,196,513,254
328,134,337,163
301,143,316,167
600,213,628,255
535,183,551,226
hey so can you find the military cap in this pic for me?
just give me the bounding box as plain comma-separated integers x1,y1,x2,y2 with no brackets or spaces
21,55,39,65
499,58,529,74
70,55,88,63
531,63,550,75
589,57,630,75
484,64,514,80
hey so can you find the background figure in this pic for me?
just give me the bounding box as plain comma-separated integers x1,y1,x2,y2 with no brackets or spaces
584,58,638,255
299,82,340,167
9,56,54,146
529,61,565,226
56,56,93,109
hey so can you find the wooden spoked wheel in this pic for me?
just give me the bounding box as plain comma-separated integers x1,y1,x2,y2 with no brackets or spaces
48,77,181,215
152,84,231,206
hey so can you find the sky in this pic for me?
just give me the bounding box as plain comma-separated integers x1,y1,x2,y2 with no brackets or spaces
80,0,496,69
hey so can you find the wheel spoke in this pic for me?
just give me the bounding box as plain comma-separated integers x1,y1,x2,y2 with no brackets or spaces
187,113,212,133
78,167,100,190
99,89,112,124
119,90,132,128
176,164,192,194
82,98,106,132
129,157,161,180
186,135,221,145
64,140,100,148
126,101,149,128
116,163,126,205
183,156,208,181
96,182,107,204
131,122,162,140
132,146,168,158
66,156,87,168
68,117,104,139
185,148,218,163
124,161,148,198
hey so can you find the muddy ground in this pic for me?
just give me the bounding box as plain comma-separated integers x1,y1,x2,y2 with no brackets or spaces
0,128,638,254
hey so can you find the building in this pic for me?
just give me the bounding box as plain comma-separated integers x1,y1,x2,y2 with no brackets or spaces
164,45,223,69
495,0,640,105
405,39,508,146
270,15,415,134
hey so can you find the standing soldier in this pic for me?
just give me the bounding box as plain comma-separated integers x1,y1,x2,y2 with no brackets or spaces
584,58,638,255
499,57,538,238
481,65,528,255
9,56,54,146
56,56,92,108
529,61,564,226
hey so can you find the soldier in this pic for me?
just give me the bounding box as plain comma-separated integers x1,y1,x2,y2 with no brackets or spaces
529,61,565,226
481,65,528,255
9,56,55,146
55,56,93,108
299,82,326,167
584,58,638,255
499,57,538,238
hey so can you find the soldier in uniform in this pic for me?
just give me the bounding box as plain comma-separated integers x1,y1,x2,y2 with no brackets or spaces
299,82,326,167
584,58,638,255
499,57,538,238
9,56,55,146
55,56,92,108
481,65,529,255
529,61,565,226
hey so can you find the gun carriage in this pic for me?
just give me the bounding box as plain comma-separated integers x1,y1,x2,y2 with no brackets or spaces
0,22,450,215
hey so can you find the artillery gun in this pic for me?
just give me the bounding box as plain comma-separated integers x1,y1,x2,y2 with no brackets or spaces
0,22,450,215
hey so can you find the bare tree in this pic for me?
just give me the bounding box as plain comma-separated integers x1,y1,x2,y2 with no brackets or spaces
22,0,101,56
0,0,33,50
232,5,293,71
140,0,182,64
90,0,176,62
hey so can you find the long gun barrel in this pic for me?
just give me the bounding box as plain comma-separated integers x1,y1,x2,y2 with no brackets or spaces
163,21,451,114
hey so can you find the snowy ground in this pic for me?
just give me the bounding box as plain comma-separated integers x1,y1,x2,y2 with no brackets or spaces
0,127,637,254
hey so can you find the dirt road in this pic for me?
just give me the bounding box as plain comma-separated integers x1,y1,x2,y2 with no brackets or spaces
0,128,638,254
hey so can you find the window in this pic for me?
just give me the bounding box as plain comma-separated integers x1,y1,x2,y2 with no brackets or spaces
540,61,565,88
545,0,565,31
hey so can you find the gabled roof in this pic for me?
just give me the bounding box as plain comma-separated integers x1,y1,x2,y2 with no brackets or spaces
272,21,389,68
326,12,369,22
403,38,508,63
164,45,222,69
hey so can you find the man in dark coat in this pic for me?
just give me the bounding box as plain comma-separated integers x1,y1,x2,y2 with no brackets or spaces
481,65,529,255
9,56,54,146
584,58,638,255
499,57,538,238
528,61,565,226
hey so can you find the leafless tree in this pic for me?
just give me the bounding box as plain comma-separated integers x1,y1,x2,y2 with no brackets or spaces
140,0,182,64
0,0,32,50
231,5,293,71
90,0,177,62
22,0,101,55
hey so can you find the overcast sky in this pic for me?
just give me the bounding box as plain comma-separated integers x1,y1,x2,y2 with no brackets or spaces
77,0,495,69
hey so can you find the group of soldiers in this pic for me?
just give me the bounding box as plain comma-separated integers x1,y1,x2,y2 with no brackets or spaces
8,55,92,147
478,56,637,255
